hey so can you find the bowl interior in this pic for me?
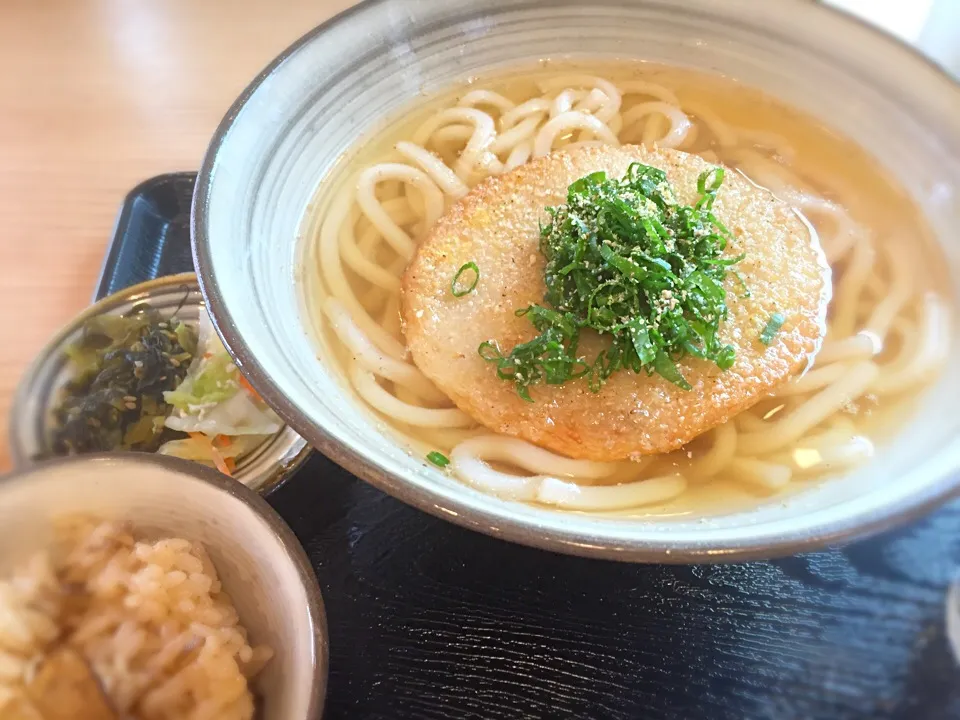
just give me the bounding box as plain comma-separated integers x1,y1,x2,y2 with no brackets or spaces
0,455,326,719
194,0,960,559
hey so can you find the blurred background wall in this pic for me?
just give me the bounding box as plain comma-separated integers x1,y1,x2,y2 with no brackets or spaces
827,0,960,76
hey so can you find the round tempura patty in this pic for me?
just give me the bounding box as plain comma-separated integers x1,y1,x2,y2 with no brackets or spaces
402,146,830,461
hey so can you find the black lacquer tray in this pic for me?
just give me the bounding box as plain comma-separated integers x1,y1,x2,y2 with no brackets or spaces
98,173,960,720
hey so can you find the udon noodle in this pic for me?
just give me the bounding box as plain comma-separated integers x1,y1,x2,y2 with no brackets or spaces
302,64,949,516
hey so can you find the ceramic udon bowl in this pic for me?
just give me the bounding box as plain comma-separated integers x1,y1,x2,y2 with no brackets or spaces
193,0,960,562
0,454,327,719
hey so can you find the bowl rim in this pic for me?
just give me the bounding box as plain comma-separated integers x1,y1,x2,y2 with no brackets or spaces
8,273,312,494
0,452,328,719
192,0,960,562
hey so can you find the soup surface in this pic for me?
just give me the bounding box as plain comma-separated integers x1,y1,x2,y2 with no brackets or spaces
301,61,950,517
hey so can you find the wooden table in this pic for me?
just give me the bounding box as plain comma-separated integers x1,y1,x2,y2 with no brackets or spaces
0,0,355,470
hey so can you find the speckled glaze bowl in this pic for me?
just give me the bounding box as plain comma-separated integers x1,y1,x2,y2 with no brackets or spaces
0,453,326,719
9,273,311,493
193,0,960,561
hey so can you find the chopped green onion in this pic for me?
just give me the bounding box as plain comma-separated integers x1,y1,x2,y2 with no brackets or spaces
653,351,692,391
730,269,752,299
479,163,746,400
426,451,450,467
716,344,737,369
451,261,480,297
695,166,725,210
478,341,502,361
759,312,786,345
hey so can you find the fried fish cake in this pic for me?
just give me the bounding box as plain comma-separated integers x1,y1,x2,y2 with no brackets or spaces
402,145,830,461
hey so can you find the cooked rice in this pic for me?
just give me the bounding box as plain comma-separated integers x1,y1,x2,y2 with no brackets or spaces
0,518,271,719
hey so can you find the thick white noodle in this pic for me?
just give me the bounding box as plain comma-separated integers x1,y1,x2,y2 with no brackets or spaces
537,474,687,511
376,197,418,227
452,435,619,479
356,164,444,261
816,333,880,365
737,362,880,454
395,141,469,199
686,422,737,477
680,100,737,147
776,362,848,397
549,89,583,118
350,366,474,428
538,75,622,111
431,125,473,146
607,113,624,136
458,89,515,113
449,436,622,502
338,225,401,291
726,150,806,197
379,293,401,339
863,240,913,341
323,299,447,402
575,88,620,123
504,141,533,171
533,111,619,157
499,99,550,130
620,102,692,148
412,107,498,180
317,187,407,359
450,450,539,501
727,458,792,491
777,432,874,474
872,293,949,395
736,409,773,433
618,79,681,105
490,115,543,154
830,234,876,339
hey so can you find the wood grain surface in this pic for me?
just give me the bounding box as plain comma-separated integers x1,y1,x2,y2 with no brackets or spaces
272,453,960,720
0,0,353,470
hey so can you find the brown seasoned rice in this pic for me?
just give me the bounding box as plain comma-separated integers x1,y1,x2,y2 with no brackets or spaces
0,518,271,719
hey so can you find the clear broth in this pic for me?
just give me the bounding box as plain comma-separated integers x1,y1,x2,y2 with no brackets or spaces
300,61,950,518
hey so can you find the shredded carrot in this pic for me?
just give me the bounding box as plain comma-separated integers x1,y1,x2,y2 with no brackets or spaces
238,374,263,402
189,432,232,477
212,434,232,449
212,452,231,476
224,457,236,472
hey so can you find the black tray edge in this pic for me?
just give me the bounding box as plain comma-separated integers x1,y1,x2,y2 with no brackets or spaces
93,172,198,303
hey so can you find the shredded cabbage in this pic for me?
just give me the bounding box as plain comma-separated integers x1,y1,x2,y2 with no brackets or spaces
162,311,282,444
157,434,266,462
163,351,237,411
